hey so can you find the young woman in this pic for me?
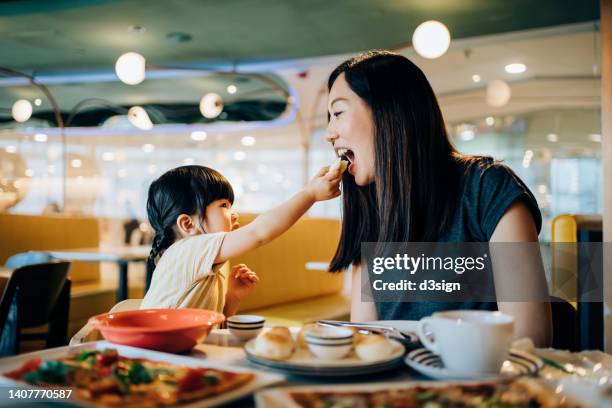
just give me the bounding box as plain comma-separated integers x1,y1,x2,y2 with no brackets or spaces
325,51,552,346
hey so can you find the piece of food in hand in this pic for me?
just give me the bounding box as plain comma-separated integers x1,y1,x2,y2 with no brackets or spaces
326,157,349,176
296,323,318,350
354,334,392,361
254,326,294,360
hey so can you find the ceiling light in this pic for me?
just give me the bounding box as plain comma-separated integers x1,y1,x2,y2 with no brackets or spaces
6,145,17,153
11,99,32,122
486,80,511,107
128,106,153,130
547,133,558,142
472,74,481,83
227,84,237,94
142,143,155,153
412,20,451,59
233,151,246,161
71,159,82,168
115,52,146,85
485,117,495,126
241,135,256,146
34,98,42,106
34,133,48,142
191,131,207,141
199,93,224,119
147,164,157,174
102,152,115,161
183,157,195,165
505,63,526,74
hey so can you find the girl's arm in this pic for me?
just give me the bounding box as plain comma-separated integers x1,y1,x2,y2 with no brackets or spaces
490,200,552,347
350,263,378,322
214,166,342,263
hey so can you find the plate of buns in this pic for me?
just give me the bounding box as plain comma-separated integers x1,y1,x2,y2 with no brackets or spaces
244,324,406,377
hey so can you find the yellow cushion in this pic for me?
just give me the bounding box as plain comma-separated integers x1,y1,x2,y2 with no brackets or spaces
232,214,343,311
0,214,101,283
243,294,350,327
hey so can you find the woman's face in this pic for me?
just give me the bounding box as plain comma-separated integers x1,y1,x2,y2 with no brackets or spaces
326,73,375,186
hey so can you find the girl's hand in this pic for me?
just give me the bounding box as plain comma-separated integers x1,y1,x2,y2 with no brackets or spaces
227,264,259,301
305,166,342,201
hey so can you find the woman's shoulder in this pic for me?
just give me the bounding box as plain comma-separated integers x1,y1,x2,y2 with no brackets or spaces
453,154,541,239
454,155,521,187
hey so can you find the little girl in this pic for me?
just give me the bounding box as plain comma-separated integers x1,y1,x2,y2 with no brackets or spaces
140,164,342,317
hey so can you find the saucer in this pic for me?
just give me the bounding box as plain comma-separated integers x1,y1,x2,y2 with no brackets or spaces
404,348,542,380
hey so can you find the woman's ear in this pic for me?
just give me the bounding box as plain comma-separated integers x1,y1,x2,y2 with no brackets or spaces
176,214,198,237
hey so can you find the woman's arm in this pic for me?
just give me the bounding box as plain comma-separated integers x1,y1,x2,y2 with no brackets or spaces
490,200,552,347
215,167,341,263
350,263,378,322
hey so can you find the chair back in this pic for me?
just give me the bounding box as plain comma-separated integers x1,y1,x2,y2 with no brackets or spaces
109,299,142,313
5,251,55,269
0,261,70,329
551,296,578,351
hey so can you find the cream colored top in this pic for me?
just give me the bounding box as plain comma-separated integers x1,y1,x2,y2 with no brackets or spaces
140,232,228,312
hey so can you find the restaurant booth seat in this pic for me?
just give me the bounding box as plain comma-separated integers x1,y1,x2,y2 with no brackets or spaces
550,214,603,351
0,213,113,339
230,214,348,325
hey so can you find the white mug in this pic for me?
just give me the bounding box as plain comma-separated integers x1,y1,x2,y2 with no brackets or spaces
416,310,514,374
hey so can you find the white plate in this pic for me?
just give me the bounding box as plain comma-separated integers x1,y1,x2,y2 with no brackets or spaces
245,338,405,377
405,347,542,380
0,341,285,408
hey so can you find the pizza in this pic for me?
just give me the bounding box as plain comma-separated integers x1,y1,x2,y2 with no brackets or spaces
289,378,579,408
4,348,254,407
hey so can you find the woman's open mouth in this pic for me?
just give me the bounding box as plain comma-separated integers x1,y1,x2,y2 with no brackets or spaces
335,148,355,164
336,148,355,175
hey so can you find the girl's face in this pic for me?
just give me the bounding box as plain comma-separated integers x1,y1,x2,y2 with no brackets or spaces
326,73,375,186
201,198,239,233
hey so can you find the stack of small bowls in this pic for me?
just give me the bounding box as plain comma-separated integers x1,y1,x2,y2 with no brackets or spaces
227,315,265,340
304,326,354,360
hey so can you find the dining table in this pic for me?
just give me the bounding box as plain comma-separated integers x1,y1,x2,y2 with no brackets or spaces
48,245,151,301
128,329,612,407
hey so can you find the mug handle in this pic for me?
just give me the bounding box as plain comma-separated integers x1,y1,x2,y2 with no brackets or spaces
417,317,439,354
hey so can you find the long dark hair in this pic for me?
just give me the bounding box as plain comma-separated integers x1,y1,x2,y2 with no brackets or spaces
328,50,472,271
146,165,234,277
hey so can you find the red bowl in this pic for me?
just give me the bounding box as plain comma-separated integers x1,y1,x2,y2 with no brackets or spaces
89,308,225,353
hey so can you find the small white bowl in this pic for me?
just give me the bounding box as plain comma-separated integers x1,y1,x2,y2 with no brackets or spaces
227,315,265,340
305,326,353,360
